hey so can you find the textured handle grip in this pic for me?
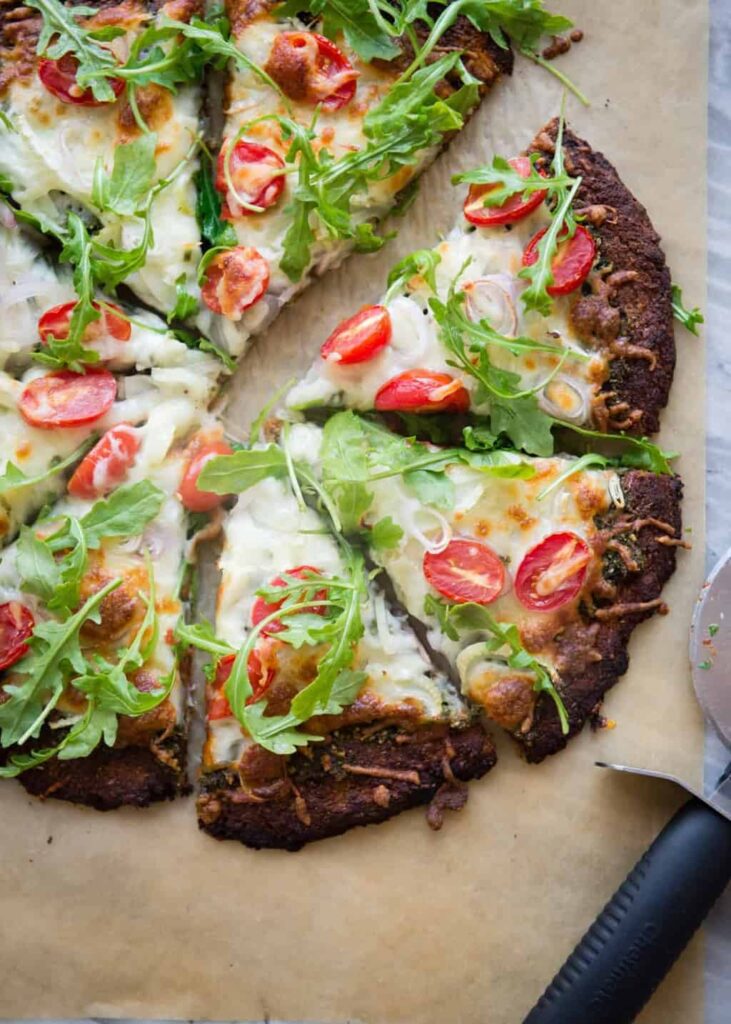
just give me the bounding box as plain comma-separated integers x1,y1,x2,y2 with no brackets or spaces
523,798,731,1024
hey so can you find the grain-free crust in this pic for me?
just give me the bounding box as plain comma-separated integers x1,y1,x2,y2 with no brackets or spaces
530,119,675,437
198,720,496,850
518,469,682,761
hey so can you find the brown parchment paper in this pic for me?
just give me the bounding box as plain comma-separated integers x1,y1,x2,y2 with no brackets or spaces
0,1,708,1021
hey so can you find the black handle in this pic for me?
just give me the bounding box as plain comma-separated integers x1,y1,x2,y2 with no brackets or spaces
523,797,731,1024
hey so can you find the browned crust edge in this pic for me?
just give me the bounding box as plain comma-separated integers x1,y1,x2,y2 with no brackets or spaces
10,726,188,810
197,721,496,850
519,470,683,762
530,119,675,437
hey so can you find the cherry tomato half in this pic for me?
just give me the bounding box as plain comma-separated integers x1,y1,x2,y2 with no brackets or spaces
463,156,547,227
215,139,286,219
38,54,124,107
67,424,141,499
320,305,392,366
423,539,505,606
19,368,117,429
251,565,327,635
38,301,131,345
200,246,270,320
374,369,470,414
207,646,276,719
522,224,596,297
515,532,592,612
177,438,233,513
0,602,35,671
266,31,357,112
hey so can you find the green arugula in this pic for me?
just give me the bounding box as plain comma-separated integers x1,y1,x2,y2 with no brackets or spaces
195,154,239,250
197,445,288,494
168,275,199,323
92,134,158,216
424,595,569,733
385,247,442,302
452,152,572,206
671,284,704,336
370,516,404,550
553,421,677,475
0,438,95,497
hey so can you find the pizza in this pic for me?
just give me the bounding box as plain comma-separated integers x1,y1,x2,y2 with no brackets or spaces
287,119,675,446
186,424,495,849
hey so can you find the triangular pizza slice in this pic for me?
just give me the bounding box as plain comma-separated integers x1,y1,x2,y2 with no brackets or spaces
287,120,675,448
180,423,496,849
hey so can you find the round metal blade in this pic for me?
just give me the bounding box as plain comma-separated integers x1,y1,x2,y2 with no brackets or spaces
690,546,731,746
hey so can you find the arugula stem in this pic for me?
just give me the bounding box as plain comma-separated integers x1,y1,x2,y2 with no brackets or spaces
520,47,590,107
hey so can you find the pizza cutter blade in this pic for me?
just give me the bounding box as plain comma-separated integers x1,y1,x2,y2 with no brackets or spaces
522,549,731,1024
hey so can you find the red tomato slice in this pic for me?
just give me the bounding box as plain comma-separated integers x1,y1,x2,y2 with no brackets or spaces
207,645,276,719
19,369,117,429
266,31,357,112
67,424,141,499
200,246,270,320
0,602,35,671
251,565,327,635
178,438,233,512
215,139,285,219
38,54,124,106
424,539,505,606
374,369,470,414
515,532,592,612
38,301,131,345
320,305,392,365
522,224,596,296
463,156,547,227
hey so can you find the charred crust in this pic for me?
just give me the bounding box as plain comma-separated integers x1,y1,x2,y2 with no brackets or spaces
13,725,188,810
518,471,683,762
197,721,496,850
530,118,674,437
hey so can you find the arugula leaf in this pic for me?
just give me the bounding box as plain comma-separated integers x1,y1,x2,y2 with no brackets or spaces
31,332,101,373
197,445,288,495
58,213,102,350
452,152,573,206
554,421,676,475
385,247,442,303
320,411,372,532
92,134,158,216
276,0,401,62
25,0,119,102
424,595,569,733
174,619,234,657
0,438,95,496
671,284,704,336
370,516,404,550
195,155,238,249
168,274,199,322
16,527,60,603
80,480,165,549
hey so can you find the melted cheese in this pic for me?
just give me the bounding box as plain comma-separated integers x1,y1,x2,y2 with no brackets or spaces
287,209,608,426
208,473,465,768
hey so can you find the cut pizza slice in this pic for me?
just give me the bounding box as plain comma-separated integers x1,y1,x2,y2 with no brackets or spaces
287,119,675,446
0,399,230,808
261,414,683,763
181,424,496,850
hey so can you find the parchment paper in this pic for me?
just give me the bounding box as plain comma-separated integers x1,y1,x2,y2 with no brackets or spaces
0,1,708,1021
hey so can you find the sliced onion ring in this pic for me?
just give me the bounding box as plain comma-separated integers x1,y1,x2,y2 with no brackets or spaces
463,276,519,337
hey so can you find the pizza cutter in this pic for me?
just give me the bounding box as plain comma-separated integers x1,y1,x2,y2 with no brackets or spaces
523,547,731,1024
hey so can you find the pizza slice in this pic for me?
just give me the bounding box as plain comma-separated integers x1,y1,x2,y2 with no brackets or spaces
180,423,496,849
0,0,208,315
287,119,675,447
274,413,683,763
0,399,230,808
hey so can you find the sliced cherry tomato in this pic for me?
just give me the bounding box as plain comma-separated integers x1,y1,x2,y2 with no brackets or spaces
178,438,233,513
374,369,470,414
215,139,286,219
320,305,392,365
265,31,357,111
463,156,547,227
67,424,141,499
38,54,124,107
207,646,275,719
251,565,327,635
19,368,117,429
515,532,592,612
38,301,131,345
522,224,596,296
200,246,270,320
0,602,34,671
424,539,505,606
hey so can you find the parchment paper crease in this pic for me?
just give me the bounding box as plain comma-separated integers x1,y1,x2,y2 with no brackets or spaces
0,0,708,1020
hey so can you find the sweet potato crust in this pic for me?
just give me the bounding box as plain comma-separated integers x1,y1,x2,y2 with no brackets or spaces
530,120,675,437
198,721,496,850
519,470,683,762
